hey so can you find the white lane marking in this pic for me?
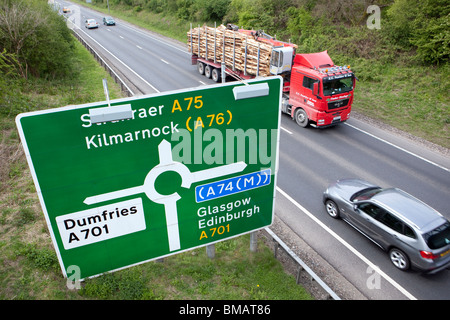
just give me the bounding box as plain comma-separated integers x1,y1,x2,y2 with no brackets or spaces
277,186,417,300
136,45,142,49
119,23,189,55
76,28,160,93
119,35,124,39
345,123,449,173
281,126,292,134
161,59,169,65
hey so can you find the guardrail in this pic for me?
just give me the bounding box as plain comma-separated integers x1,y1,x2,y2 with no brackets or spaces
72,30,135,97
264,227,341,300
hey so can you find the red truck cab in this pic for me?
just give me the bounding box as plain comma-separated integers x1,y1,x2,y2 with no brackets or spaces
283,51,355,127
188,24,355,128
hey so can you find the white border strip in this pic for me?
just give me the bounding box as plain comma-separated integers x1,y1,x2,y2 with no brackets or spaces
345,123,449,173
75,27,160,93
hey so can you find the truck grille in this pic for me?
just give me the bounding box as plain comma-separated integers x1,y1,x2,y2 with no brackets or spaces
328,98,349,110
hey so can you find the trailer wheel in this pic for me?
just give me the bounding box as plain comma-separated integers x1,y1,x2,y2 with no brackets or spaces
211,68,221,82
295,109,309,127
204,65,212,78
197,62,205,75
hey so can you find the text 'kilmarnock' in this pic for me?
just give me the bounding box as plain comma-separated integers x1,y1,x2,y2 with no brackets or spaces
85,121,179,150
81,104,180,150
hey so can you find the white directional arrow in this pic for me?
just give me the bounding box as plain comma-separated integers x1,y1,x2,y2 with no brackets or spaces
84,139,247,251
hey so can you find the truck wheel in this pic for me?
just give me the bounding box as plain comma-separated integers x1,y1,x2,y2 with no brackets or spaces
295,109,309,127
197,62,205,75
204,65,212,78
211,68,221,82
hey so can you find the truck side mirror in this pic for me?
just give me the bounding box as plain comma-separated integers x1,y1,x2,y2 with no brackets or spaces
313,82,319,96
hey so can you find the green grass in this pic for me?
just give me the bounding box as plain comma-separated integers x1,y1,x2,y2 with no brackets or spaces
77,235,312,300
352,62,449,148
0,35,312,300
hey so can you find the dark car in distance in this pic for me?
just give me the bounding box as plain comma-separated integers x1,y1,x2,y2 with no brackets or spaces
103,16,116,26
323,179,450,274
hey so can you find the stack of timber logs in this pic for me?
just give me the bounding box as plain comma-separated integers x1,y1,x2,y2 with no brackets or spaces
188,24,277,77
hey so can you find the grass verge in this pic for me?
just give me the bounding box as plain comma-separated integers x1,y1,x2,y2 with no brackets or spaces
352,62,449,148
78,234,312,300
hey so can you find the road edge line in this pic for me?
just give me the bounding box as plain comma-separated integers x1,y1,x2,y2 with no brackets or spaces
345,123,449,173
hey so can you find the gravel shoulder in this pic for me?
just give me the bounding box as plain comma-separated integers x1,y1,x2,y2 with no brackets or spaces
260,215,367,300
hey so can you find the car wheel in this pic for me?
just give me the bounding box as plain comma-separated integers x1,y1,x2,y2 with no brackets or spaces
325,200,340,219
389,248,410,271
295,108,309,127
197,62,205,75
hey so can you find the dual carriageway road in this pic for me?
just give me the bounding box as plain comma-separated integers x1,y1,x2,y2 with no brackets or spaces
59,1,450,300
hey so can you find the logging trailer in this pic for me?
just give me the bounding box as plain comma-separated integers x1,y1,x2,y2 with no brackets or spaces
188,24,356,128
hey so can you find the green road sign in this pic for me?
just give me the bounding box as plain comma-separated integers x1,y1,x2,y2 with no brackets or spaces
16,77,282,279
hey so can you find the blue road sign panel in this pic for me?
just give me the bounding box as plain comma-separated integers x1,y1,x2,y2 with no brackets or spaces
195,169,271,203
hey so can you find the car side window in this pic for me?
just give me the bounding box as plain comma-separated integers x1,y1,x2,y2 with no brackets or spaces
378,212,416,238
403,224,416,238
357,203,382,219
378,212,403,234
358,204,416,238
302,76,318,90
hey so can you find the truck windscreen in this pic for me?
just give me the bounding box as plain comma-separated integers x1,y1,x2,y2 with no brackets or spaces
323,75,353,96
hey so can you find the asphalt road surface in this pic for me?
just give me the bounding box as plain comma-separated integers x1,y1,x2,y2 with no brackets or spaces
59,1,450,300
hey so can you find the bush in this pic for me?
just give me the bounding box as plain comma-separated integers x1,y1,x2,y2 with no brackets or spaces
15,243,59,271
411,14,450,65
385,0,450,65
0,0,75,79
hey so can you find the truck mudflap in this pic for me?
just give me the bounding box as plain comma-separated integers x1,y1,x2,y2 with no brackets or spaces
191,55,198,65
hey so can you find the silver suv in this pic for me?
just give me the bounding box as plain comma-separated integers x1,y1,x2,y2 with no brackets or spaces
323,179,450,274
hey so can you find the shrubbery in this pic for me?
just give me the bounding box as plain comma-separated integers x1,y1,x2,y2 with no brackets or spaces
92,0,449,66
0,0,75,79
1,0,447,82
384,0,450,65
0,0,77,116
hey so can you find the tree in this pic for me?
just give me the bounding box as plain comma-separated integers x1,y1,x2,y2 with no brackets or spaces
0,0,47,78
386,0,450,64
0,0,75,78
410,0,450,64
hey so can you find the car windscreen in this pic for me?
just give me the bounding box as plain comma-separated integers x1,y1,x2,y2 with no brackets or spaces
423,222,450,249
